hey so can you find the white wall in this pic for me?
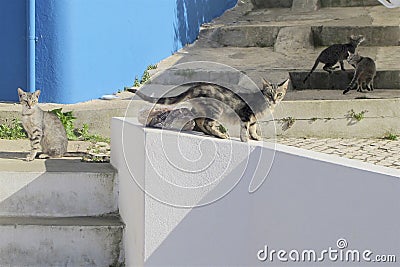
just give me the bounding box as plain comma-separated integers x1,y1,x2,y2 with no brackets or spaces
112,117,400,266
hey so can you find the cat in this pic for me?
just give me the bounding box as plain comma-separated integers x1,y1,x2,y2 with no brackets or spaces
133,79,289,142
17,88,68,161
343,52,376,94
138,106,196,131
303,35,365,83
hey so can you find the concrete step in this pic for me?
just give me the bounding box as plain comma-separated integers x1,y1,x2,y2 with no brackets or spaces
201,5,399,47
0,215,123,267
0,158,117,217
204,24,399,47
251,0,380,8
292,70,400,90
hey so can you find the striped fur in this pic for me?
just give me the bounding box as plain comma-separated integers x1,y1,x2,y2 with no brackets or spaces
343,52,376,94
18,88,68,161
135,80,289,142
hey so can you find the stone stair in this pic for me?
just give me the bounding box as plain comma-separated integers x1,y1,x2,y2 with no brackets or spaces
0,152,124,266
134,0,400,139
150,0,399,95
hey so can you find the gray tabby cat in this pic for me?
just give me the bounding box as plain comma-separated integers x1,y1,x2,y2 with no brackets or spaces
134,79,289,142
18,88,68,161
343,52,376,94
303,35,365,83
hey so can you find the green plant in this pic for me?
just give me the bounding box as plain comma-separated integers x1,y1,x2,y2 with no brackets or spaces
133,76,141,87
0,119,27,139
383,132,398,141
77,124,110,143
140,70,151,84
281,117,296,129
50,108,78,140
50,109,110,142
348,109,368,122
147,64,158,70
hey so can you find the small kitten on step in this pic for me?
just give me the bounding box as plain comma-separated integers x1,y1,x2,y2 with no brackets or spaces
343,52,376,94
18,88,68,161
134,79,289,142
303,35,365,83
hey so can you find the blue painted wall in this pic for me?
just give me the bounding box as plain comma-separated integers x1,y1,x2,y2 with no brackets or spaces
0,0,27,102
0,0,237,103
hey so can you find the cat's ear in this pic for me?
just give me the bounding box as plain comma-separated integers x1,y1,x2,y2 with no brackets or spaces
33,90,41,98
278,79,290,90
261,77,271,87
17,88,25,98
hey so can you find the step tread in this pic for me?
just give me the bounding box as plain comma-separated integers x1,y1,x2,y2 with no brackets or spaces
0,215,123,227
212,6,398,27
177,46,400,71
285,89,400,101
0,157,115,173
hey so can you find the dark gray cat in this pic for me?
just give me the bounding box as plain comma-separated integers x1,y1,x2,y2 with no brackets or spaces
343,52,376,94
134,79,289,142
303,35,365,83
18,88,68,161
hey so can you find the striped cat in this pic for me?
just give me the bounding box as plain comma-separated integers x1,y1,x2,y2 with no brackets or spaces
343,52,376,94
133,79,289,142
18,88,68,161
303,35,365,83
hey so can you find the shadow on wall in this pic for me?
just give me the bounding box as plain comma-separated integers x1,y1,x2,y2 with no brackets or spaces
174,0,237,50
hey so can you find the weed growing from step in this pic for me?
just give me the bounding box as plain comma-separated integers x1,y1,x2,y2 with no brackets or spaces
383,132,398,141
280,117,296,130
50,108,110,143
0,119,27,139
348,109,368,122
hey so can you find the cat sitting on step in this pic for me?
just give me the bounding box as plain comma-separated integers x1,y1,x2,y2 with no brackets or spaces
303,35,365,83
343,52,376,94
18,88,68,161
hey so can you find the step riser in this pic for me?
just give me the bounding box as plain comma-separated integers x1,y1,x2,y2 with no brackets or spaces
0,172,117,217
149,69,399,90
206,25,399,47
251,0,380,8
291,70,400,90
0,224,123,266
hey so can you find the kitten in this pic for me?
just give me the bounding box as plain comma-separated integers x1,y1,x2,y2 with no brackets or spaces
343,52,376,94
134,79,289,142
303,35,365,83
17,88,68,161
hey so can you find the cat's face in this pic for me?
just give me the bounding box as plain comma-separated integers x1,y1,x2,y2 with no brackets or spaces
18,88,41,110
261,78,289,105
347,52,361,67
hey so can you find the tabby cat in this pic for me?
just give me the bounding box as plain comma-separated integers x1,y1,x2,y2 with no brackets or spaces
343,52,376,94
303,35,365,83
134,79,289,142
18,88,68,161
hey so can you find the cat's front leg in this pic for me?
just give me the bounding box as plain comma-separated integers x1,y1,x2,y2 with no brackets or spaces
240,121,250,142
339,60,346,71
26,131,42,161
249,119,262,141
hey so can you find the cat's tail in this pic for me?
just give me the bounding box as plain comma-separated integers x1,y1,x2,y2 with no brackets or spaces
303,60,319,84
343,70,360,94
133,87,194,105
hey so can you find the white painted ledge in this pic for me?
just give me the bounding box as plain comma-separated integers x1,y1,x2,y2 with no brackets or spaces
112,117,400,266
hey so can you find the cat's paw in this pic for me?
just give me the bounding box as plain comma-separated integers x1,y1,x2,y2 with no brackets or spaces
38,154,50,159
250,134,262,141
25,155,34,162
